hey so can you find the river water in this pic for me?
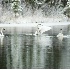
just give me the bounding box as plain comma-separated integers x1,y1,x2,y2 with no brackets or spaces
0,32,70,69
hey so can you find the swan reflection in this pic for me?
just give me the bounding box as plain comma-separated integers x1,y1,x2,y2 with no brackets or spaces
5,34,53,69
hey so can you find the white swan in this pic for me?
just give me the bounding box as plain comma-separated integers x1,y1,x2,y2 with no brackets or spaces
34,24,51,36
57,29,63,41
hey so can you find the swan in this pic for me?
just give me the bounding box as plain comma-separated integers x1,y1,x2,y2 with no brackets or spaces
34,24,51,36
57,29,63,41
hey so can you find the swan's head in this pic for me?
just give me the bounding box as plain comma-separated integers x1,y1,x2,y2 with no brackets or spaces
60,29,62,30
1,28,5,30
3,28,5,30
0,28,5,34
1,28,5,33
60,29,62,32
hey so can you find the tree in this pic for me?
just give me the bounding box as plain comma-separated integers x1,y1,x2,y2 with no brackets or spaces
11,0,22,17
61,0,68,7
63,0,70,20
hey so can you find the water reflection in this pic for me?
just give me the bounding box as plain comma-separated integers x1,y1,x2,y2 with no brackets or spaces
4,34,53,69
0,37,4,45
52,36,62,69
32,36,53,69
59,37,70,69
0,33,70,69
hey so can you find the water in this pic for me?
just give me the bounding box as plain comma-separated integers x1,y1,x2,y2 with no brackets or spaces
0,33,70,69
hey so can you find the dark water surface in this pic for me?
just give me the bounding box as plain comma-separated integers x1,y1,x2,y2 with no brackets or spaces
0,34,70,69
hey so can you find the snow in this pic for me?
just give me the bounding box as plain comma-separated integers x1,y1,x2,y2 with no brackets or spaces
0,0,70,24
0,22,70,27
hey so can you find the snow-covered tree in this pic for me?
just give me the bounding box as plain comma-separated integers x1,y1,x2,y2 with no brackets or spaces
11,0,22,17
67,0,70,7
63,0,70,18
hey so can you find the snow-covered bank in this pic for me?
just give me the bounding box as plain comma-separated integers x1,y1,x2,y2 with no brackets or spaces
0,22,70,27
0,22,69,35
0,0,70,24
0,15,69,24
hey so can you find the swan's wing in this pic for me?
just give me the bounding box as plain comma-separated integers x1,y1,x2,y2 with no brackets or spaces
57,34,59,37
57,33,63,38
41,29,46,34
41,26,51,34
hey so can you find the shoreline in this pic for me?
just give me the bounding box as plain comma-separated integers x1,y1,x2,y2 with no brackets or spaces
0,22,70,27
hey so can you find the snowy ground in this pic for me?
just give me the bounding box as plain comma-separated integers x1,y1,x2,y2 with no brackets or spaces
0,22,70,27
0,1,70,28
0,1,70,24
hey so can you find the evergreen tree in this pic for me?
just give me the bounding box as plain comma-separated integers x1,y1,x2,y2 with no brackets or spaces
61,0,68,7
11,0,22,16
63,0,70,18
67,0,70,7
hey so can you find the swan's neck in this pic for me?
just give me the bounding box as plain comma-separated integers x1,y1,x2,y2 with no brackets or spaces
60,30,62,33
1,29,3,35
